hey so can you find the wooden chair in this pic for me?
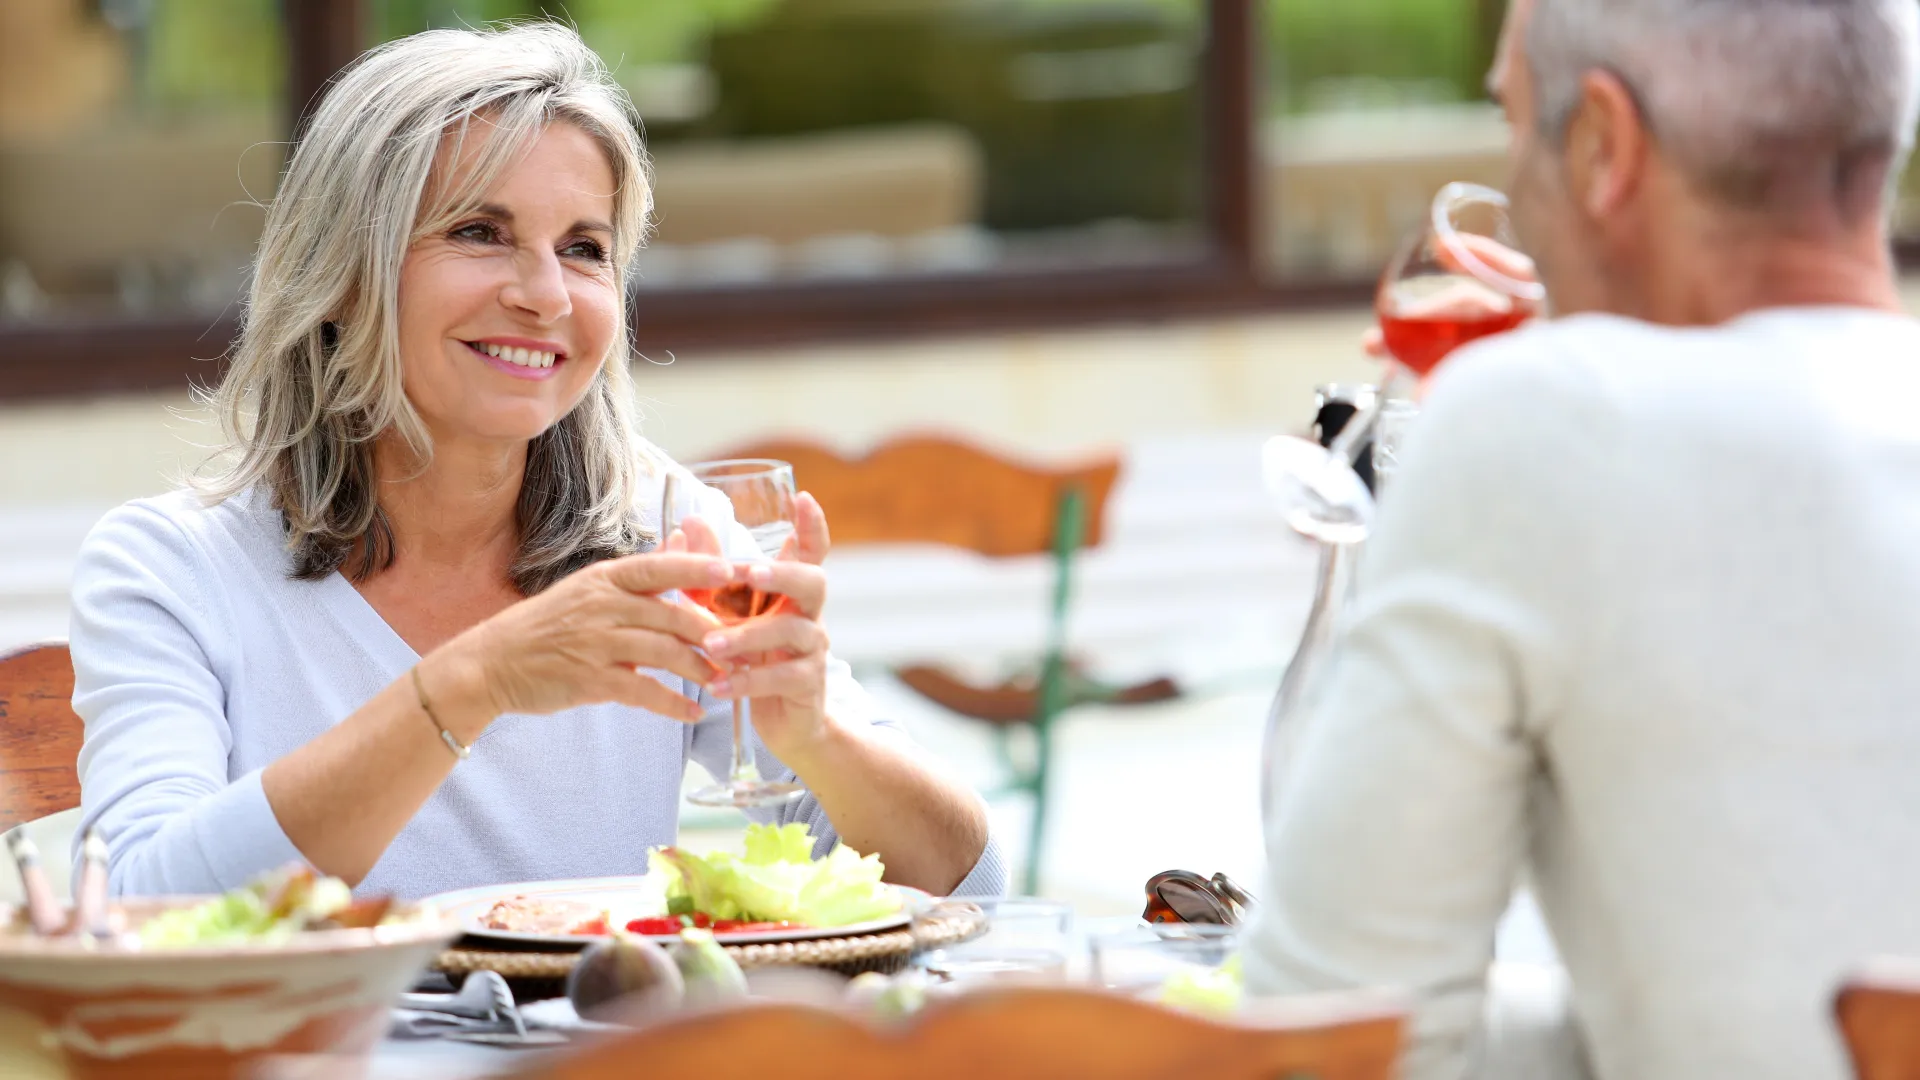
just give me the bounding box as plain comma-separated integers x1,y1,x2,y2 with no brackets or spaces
0,642,83,832
1836,957,1920,1079
714,436,1179,895
501,986,1406,1080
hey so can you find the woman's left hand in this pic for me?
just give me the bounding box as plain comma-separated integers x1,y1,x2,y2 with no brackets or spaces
673,492,835,758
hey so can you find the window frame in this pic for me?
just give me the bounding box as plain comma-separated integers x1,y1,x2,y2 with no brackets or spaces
55,0,1889,401
3,0,1377,400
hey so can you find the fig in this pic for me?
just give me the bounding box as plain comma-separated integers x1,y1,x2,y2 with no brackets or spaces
567,932,685,1021
670,928,749,1007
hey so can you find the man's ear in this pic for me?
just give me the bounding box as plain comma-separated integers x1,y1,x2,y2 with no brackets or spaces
1563,69,1649,218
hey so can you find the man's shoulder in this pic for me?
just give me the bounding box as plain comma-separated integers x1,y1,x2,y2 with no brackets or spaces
1413,315,1638,444
1431,314,1657,396
1439,307,1920,395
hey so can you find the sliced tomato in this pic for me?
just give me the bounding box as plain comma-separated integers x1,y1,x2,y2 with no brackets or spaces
624,916,685,936
625,912,718,936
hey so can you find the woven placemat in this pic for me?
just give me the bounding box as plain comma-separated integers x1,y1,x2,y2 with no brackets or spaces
436,908,987,986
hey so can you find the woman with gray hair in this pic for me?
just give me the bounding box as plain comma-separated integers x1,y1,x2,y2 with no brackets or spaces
67,22,1001,900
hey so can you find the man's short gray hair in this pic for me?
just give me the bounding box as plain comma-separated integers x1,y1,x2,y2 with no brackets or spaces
1528,0,1920,217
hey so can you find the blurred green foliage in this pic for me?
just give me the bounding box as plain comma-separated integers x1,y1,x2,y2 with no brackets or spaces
146,0,284,109
363,1,1209,230
568,0,783,68
136,0,1489,116
374,0,782,67
696,2,1205,229
129,0,1491,232
1266,0,1487,112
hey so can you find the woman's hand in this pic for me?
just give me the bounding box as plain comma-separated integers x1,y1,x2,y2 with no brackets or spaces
426,552,736,740
674,492,835,758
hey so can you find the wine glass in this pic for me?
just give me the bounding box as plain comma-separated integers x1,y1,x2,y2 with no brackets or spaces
1375,181,1544,382
1264,182,1543,542
662,459,807,808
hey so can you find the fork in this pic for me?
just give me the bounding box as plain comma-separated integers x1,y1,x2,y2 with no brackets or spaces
396,971,526,1038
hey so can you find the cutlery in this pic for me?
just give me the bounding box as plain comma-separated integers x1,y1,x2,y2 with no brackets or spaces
397,971,526,1038
6,828,67,936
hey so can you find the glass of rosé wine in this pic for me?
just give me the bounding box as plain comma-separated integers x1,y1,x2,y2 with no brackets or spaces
1265,182,1541,542
663,460,807,808
1376,182,1544,381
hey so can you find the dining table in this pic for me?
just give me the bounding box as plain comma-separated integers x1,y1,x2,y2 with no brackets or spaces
268,914,1153,1080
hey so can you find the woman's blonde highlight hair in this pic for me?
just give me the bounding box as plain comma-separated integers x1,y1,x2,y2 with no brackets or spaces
199,21,660,594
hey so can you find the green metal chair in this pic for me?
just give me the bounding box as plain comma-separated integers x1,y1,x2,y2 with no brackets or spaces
719,436,1177,895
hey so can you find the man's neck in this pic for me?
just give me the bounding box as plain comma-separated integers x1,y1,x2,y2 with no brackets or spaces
371,433,525,577
1634,219,1903,327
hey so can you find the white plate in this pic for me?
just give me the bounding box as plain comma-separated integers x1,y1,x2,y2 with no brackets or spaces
424,875,914,950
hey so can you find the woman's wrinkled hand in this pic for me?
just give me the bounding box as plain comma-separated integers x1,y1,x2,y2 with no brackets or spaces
672,492,835,758
428,551,735,739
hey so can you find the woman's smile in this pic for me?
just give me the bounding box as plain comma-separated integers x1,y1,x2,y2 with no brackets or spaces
462,337,569,381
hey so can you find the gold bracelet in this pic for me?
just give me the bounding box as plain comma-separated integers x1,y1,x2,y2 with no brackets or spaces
410,665,471,761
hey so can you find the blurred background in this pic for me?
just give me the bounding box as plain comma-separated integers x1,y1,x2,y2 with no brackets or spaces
4,0,1918,915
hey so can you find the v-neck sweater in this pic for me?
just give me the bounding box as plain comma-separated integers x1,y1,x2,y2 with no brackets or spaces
68,482,1005,900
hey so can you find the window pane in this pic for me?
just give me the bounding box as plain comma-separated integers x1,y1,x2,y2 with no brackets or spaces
0,0,287,322
1264,0,1503,281
371,0,1209,290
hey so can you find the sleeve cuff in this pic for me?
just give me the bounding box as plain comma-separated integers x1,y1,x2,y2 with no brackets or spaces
190,768,308,892
948,832,1010,897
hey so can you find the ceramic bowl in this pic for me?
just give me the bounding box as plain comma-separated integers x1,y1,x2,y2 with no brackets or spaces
0,898,454,1080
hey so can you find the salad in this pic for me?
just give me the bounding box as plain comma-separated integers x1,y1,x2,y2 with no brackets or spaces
646,822,902,931
1157,954,1245,1017
478,823,903,938
138,865,392,947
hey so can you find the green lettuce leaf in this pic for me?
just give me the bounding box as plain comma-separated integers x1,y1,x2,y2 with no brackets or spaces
742,820,817,866
1157,954,1245,1017
137,864,355,947
647,823,902,927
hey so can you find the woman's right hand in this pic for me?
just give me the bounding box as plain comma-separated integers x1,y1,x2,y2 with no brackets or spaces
424,553,736,738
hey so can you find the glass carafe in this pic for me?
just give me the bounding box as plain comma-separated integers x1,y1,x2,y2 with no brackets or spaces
1260,386,1377,820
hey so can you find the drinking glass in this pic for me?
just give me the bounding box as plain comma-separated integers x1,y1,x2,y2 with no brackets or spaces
663,459,806,808
912,898,1073,986
1369,399,1422,489
1090,924,1241,1001
1266,182,1540,543
1375,182,1544,382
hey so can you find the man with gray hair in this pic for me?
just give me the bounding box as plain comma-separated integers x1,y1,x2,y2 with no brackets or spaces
1245,2,1920,1079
